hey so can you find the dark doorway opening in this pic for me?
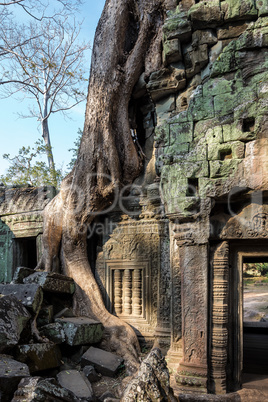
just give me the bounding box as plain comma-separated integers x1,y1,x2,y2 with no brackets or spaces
13,237,37,270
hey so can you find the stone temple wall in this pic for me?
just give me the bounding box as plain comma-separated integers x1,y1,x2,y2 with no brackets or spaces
0,186,56,282
96,0,268,396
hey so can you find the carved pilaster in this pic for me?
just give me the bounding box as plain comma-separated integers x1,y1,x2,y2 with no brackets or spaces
210,241,229,394
114,269,123,315
123,269,132,315
132,269,142,316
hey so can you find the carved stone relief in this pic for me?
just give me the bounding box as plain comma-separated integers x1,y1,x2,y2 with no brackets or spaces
95,217,171,340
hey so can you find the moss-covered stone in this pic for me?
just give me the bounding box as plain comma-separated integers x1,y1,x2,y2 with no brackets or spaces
163,39,182,64
163,9,192,42
256,0,268,17
221,0,257,21
214,86,256,117
210,159,243,178
208,141,245,161
188,0,223,29
222,122,256,142
188,95,214,122
154,123,170,147
206,126,224,144
170,121,193,145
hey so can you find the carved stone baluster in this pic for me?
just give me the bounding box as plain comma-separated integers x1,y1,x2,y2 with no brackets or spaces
114,269,122,315
132,269,142,316
123,269,132,315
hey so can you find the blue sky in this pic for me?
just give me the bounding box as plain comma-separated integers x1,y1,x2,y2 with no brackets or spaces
0,0,106,175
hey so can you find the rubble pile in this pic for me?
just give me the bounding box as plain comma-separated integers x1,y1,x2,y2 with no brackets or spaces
0,267,124,401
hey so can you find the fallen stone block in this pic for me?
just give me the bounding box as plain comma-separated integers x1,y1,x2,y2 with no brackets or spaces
55,317,103,346
0,283,43,313
81,347,123,377
39,322,66,344
0,355,30,402
121,348,176,401
57,369,94,400
83,365,101,382
12,267,36,284
16,343,62,373
99,391,117,401
37,305,54,327
23,271,75,294
54,307,75,320
11,376,78,401
0,295,31,352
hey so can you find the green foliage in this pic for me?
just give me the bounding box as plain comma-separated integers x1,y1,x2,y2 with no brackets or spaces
0,140,64,188
67,128,82,171
244,262,268,277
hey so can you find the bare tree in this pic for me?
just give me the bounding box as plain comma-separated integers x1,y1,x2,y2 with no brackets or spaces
0,18,90,186
37,0,166,373
0,0,82,22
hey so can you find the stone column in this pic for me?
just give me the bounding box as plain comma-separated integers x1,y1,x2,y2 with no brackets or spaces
175,242,208,392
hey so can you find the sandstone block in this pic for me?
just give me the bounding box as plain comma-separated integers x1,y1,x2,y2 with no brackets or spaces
55,317,103,346
221,0,257,21
210,159,243,178
192,29,218,47
0,283,43,313
81,347,123,377
256,0,268,16
163,11,192,42
37,305,54,327
12,267,36,284
208,141,245,161
163,39,182,64
83,365,101,382
0,356,30,402
16,343,62,373
222,122,256,142
39,322,66,344
11,377,76,402
23,271,75,294
57,370,94,400
0,295,31,352
217,22,251,40
170,121,193,145
188,1,223,29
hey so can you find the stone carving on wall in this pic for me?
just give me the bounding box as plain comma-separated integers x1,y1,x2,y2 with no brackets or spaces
95,217,171,340
210,241,229,394
220,204,268,239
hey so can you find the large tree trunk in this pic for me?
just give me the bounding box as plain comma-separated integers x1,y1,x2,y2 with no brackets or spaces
37,0,166,373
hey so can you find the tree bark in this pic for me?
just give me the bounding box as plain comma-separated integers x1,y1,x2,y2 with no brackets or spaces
37,0,166,373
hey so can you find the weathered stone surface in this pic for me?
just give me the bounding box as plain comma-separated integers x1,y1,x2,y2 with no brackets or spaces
12,266,36,284
54,307,75,319
37,304,54,327
55,317,103,346
121,348,176,401
39,322,66,344
57,370,94,400
0,355,30,402
163,10,192,42
221,0,257,21
23,271,75,294
163,39,182,64
188,1,224,29
192,29,218,47
16,343,62,373
81,347,123,377
217,22,251,40
11,376,78,402
0,283,43,313
147,66,186,101
183,43,209,78
83,365,101,382
0,295,31,352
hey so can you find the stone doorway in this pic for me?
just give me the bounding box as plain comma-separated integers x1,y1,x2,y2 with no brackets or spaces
13,237,38,271
229,243,268,391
